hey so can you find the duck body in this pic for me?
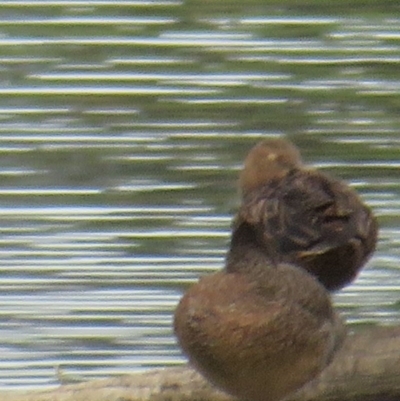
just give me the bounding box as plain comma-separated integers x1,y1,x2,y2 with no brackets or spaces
234,139,378,291
174,243,346,401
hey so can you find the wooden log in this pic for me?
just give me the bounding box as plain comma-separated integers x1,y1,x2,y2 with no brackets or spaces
1,326,400,401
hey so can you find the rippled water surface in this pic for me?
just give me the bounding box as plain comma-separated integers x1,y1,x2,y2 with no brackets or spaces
0,0,399,390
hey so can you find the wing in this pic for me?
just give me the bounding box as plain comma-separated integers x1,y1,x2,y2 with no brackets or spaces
233,169,378,290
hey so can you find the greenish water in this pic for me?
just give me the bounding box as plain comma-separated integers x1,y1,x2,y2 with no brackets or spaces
0,0,398,390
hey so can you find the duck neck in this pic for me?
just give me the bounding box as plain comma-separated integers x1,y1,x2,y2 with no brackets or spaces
226,223,275,274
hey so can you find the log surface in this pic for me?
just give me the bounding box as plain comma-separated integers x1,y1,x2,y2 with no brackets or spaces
1,326,400,401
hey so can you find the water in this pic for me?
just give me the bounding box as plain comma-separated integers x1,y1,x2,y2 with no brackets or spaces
0,0,398,390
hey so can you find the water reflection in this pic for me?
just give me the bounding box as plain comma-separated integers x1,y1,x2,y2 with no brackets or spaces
0,0,398,391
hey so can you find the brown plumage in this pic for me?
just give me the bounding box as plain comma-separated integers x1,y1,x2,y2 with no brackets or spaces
232,138,378,291
174,240,346,401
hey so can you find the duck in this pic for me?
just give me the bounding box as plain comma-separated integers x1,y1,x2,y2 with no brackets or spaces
174,233,346,401
231,138,378,291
